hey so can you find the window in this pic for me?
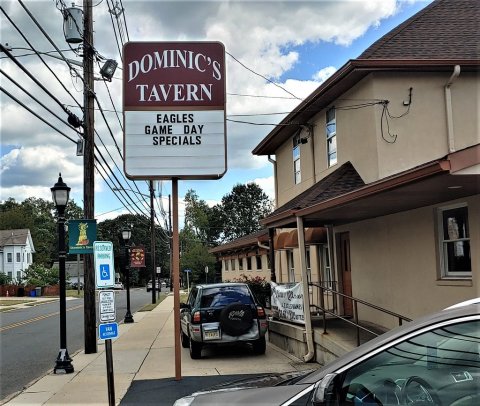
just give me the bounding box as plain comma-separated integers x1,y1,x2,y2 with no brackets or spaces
326,107,337,167
293,133,301,184
224,260,229,272
238,257,243,271
246,256,252,271
16,252,21,262
27,253,31,263
337,319,480,405
256,255,262,271
7,253,13,262
17,271,21,280
438,204,471,278
287,250,295,282
320,245,333,289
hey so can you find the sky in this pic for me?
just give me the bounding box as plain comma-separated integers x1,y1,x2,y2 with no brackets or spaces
0,0,433,229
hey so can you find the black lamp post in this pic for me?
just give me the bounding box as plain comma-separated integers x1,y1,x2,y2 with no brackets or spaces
122,227,134,323
51,173,74,374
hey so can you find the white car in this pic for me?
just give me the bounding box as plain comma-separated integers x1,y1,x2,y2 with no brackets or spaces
113,282,124,290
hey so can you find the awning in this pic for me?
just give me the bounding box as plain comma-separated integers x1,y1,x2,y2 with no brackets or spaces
277,228,328,249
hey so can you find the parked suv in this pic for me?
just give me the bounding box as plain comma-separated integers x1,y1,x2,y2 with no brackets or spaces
180,283,268,359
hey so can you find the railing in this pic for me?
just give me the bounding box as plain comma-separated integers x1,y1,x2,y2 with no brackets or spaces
309,281,412,347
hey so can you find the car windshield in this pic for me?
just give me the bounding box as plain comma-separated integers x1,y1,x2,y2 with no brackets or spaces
200,286,253,308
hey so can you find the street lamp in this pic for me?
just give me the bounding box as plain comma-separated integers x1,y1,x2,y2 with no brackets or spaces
51,173,74,374
122,227,134,323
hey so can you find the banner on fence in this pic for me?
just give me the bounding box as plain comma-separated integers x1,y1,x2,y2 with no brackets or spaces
270,282,305,325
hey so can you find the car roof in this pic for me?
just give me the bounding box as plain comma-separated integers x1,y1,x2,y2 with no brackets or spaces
197,282,248,289
300,299,480,384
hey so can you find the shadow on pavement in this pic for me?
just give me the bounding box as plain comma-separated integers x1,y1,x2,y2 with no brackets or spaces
120,374,259,405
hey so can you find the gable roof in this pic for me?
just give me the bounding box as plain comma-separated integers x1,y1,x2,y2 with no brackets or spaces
359,0,480,60
0,229,32,249
262,162,365,227
253,0,480,156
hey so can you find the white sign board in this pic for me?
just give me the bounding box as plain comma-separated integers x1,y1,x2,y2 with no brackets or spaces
93,241,115,288
123,41,226,180
99,290,116,322
270,282,305,325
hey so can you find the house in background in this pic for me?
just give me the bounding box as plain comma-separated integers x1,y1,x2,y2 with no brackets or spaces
213,0,479,340
0,229,35,281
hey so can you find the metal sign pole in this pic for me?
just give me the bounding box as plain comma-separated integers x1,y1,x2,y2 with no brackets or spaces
173,178,181,381
105,339,115,406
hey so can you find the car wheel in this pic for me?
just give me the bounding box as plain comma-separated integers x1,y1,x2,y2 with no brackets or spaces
219,303,254,336
252,336,266,355
181,330,189,348
189,337,202,359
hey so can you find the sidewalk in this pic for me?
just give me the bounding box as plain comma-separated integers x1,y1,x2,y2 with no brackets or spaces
3,295,318,406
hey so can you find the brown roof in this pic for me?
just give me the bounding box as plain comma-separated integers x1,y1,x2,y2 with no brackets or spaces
209,229,269,253
262,162,365,227
0,229,30,247
252,0,480,156
359,0,480,60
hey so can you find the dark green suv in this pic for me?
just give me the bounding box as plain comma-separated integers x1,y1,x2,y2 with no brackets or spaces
180,283,268,359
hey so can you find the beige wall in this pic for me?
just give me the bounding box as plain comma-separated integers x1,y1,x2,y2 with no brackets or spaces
275,71,479,208
334,195,479,328
220,254,271,282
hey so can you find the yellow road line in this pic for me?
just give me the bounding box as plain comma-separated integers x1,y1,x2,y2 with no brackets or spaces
0,304,84,332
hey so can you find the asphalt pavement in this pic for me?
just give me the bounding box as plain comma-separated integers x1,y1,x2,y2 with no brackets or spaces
2,293,317,405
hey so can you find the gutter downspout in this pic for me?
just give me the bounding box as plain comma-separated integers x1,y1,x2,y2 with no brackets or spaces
297,216,315,362
268,155,278,207
444,65,461,153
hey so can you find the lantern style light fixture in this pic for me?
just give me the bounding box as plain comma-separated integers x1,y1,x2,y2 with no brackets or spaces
51,173,74,374
122,227,134,323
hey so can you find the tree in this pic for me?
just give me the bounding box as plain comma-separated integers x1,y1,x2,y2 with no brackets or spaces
217,183,273,243
23,263,59,286
0,197,83,266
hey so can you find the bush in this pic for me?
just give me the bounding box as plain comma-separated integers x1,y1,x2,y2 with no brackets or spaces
232,274,271,308
0,273,12,285
23,264,59,286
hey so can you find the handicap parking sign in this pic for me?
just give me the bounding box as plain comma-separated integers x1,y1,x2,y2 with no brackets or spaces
94,241,115,288
100,264,110,280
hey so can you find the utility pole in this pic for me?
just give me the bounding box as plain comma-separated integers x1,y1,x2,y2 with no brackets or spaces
150,180,156,304
83,0,97,354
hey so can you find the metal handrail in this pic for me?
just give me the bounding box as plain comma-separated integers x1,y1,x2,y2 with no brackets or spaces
309,281,412,346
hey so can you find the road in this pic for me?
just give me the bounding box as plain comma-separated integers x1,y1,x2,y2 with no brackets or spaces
0,287,164,401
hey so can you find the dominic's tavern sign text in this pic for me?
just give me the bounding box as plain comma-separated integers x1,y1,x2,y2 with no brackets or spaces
123,42,226,180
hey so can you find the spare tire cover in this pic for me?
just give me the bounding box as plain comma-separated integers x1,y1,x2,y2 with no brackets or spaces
219,303,254,336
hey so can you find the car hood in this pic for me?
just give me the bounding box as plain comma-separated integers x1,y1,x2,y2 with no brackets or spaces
175,370,315,406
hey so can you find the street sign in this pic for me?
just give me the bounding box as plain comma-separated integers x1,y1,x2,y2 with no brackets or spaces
130,246,145,267
94,241,115,288
68,219,97,254
99,290,116,322
184,269,192,273
99,322,118,340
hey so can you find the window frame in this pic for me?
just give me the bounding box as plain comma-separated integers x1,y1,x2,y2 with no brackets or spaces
293,133,301,184
287,250,295,282
437,203,471,278
326,107,337,167
7,253,12,263
16,252,21,262
256,255,262,271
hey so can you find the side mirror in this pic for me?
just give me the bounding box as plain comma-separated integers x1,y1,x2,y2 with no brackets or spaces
180,302,190,310
312,373,338,406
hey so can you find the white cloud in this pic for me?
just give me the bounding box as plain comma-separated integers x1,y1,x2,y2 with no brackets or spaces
0,0,412,212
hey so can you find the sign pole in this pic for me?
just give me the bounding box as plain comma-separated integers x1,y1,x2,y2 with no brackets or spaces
173,178,181,380
105,339,115,406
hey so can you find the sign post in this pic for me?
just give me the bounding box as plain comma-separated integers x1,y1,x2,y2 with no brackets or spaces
93,242,117,406
184,269,191,293
123,41,226,381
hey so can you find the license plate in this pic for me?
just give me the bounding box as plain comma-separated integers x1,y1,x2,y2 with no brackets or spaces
203,329,220,340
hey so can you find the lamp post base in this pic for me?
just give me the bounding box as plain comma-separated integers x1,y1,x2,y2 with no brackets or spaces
124,312,134,323
54,349,74,374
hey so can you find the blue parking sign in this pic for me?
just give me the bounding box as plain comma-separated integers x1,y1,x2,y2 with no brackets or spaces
100,264,110,280
99,322,118,340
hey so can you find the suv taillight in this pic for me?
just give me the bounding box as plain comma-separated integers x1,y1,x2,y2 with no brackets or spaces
256,306,266,318
193,311,201,323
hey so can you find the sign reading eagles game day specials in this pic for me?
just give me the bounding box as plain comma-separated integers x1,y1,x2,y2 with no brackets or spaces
123,42,226,180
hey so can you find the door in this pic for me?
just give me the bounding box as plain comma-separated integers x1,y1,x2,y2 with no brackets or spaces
338,232,353,316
